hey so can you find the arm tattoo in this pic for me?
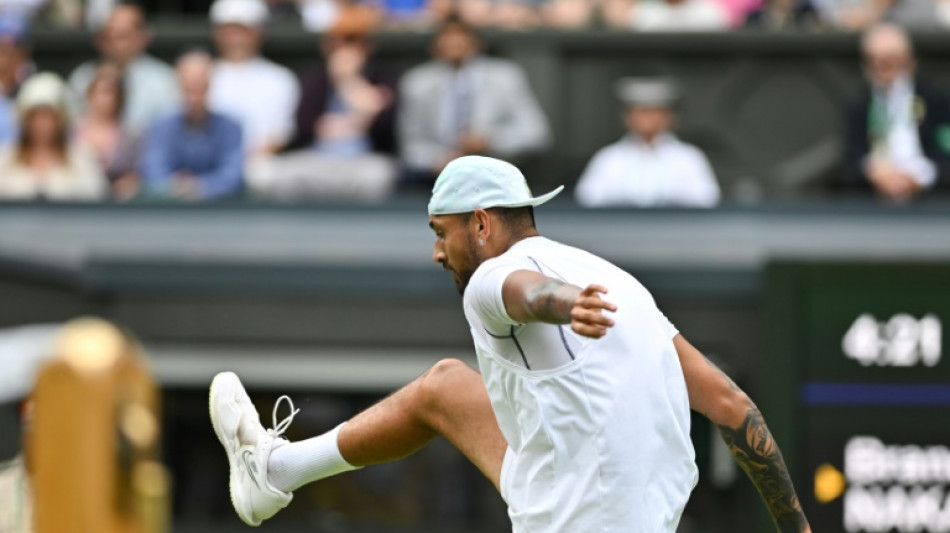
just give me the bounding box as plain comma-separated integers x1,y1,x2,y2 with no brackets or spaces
525,279,578,324
717,398,809,533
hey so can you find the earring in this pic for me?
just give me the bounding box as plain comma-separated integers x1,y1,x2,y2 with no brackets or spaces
478,240,486,246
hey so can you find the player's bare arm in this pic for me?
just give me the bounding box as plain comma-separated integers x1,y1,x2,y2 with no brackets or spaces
501,270,617,338
674,335,812,533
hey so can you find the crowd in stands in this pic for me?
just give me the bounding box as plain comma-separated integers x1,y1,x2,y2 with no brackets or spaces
0,0,948,206
4,0,950,31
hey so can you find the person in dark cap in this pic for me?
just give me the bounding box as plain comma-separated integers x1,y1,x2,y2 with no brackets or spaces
0,12,33,146
574,77,720,208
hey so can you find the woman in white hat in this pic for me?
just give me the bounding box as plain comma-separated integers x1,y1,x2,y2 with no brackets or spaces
0,73,107,201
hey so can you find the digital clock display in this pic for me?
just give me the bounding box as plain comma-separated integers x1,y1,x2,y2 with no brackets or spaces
763,262,950,533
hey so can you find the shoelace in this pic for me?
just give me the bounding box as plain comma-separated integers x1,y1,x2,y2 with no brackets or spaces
269,395,300,437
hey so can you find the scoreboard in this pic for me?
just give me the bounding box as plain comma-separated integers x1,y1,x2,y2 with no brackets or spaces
762,262,950,533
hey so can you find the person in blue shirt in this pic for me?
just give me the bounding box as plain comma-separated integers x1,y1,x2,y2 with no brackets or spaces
0,12,33,147
141,50,243,201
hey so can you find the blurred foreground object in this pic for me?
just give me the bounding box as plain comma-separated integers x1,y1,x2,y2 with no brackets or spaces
30,318,168,533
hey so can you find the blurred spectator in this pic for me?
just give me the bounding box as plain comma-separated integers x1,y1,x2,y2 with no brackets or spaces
141,51,244,202
85,0,121,29
541,0,595,27
249,8,396,201
814,0,936,28
840,24,950,201
290,9,395,154
941,0,950,25
0,0,46,17
453,0,596,28
0,93,13,146
0,13,31,94
68,4,179,134
209,0,300,156
44,0,84,27
881,0,936,27
744,0,821,28
0,12,32,146
73,62,141,200
715,0,762,25
0,0,83,26
0,73,107,201
624,0,730,30
399,15,550,182
298,0,383,31
298,0,339,30
458,0,540,27
378,0,441,26
575,78,720,208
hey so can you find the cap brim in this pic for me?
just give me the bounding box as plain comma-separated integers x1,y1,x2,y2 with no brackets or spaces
495,185,564,209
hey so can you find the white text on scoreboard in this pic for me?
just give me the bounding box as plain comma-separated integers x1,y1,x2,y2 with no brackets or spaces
844,436,950,533
842,314,942,367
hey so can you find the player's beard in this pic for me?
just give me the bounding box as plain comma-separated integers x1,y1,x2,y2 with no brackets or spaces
451,231,482,296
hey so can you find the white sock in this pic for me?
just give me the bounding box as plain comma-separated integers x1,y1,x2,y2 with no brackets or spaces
266,424,360,493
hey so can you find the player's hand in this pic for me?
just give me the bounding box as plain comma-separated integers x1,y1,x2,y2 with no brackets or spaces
570,284,617,339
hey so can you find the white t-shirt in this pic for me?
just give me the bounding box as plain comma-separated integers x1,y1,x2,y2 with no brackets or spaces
210,58,300,154
575,134,720,208
463,236,698,533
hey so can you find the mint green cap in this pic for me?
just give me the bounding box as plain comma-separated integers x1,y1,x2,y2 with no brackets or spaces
427,156,564,216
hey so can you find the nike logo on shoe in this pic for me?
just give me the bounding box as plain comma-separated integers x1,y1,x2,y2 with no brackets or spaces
242,449,261,489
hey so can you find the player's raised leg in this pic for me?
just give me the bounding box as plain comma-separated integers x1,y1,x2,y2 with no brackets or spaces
335,358,507,490
209,359,507,526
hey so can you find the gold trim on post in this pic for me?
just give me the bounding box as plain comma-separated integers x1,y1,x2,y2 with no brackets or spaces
30,318,169,533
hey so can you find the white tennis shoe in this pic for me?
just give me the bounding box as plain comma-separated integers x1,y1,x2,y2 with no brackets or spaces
209,371,298,526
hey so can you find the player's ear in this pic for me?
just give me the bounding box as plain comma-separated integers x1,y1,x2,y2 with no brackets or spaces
472,209,491,242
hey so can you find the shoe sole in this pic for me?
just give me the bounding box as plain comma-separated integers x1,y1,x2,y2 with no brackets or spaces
209,371,257,527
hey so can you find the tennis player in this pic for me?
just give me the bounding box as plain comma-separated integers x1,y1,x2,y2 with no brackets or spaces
210,156,811,532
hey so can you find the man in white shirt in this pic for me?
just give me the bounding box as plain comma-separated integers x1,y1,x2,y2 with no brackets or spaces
575,77,721,208
209,0,300,156
841,24,950,201
208,156,811,533
68,5,179,134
